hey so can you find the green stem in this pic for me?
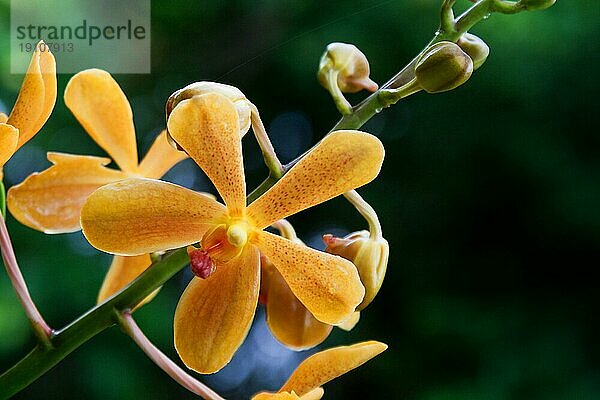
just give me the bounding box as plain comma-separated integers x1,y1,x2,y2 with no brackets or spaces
0,248,189,399
0,181,6,218
333,0,498,132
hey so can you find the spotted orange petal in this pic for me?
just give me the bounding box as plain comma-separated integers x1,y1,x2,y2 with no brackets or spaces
279,341,387,396
81,178,226,255
247,130,384,229
138,130,187,179
254,231,364,325
167,93,246,216
0,124,19,180
264,261,332,350
8,42,57,149
64,69,138,173
174,245,260,373
7,153,128,233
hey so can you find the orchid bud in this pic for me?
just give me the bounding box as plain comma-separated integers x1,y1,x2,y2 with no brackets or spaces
518,0,556,11
324,230,389,311
415,41,473,93
457,33,489,70
318,43,378,94
166,82,252,136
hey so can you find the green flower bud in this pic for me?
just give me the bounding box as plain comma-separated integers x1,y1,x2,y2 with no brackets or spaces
415,41,473,93
457,33,489,70
318,42,378,93
166,82,252,136
518,0,556,11
324,231,389,311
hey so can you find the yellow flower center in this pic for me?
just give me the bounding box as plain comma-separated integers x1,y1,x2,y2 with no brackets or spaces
226,223,248,247
190,219,253,279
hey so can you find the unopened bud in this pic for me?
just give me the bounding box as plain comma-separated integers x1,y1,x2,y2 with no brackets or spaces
166,82,252,136
324,231,389,310
457,33,489,70
318,43,378,93
415,41,473,93
518,0,556,11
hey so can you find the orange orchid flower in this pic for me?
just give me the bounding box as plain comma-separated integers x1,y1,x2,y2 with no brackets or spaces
7,69,186,304
252,341,387,399
0,42,56,181
80,92,384,373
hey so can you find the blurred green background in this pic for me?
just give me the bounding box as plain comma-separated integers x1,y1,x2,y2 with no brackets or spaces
1,0,599,399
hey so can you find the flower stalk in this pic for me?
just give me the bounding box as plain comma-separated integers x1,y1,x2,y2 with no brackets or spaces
116,311,225,400
0,181,6,218
0,212,53,348
249,102,285,178
343,190,383,240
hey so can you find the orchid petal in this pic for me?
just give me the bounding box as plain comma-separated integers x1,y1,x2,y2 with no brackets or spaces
280,341,387,396
0,124,19,179
97,254,157,306
81,178,226,255
263,261,332,350
252,388,324,400
174,245,260,373
254,231,364,325
8,42,57,149
138,130,187,179
167,93,246,216
64,69,138,173
7,153,127,233
247,130,384,229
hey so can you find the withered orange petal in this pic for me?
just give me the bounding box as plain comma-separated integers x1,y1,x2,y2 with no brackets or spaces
7,153,128,233
167,93,246,216
81,178,226,255
8,43,57,149
64,69,138,173
265,265,332,350
174,245,260,373
247,130,384,229
254,231,364,325
138,130,187,179
280,341,387,396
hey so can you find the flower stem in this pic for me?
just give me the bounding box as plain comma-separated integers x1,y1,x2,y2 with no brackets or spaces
343,190,383,240
333,0,500,131
250,102,284,179
117,311,225,400
326,69,353,115
0,248,189,399
0,212,53,348
0,181,6,218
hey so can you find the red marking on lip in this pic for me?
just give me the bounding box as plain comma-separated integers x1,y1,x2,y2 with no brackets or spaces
189,248,216,279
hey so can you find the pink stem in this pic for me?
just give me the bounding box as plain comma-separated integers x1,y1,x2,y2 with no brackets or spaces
0,213,53,346
119,311,225,400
